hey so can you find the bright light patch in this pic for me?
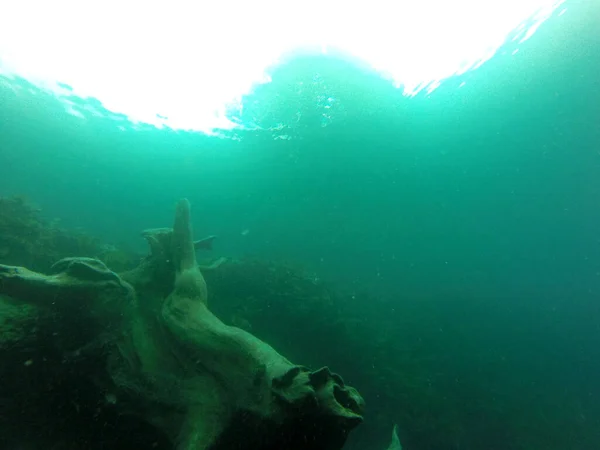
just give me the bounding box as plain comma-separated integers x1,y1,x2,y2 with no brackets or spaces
0,0,565,132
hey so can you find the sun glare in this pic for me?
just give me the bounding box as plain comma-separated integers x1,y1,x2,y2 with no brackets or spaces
0,0,565,132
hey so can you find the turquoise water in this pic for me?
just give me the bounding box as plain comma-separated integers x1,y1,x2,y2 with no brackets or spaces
1,1,599,449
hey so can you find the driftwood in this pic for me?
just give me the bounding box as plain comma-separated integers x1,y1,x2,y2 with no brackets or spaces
0,199,365,449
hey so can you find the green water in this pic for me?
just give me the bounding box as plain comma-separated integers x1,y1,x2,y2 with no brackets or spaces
0,1,599,449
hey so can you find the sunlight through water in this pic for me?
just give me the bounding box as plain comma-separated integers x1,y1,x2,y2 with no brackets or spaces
0,0,566,133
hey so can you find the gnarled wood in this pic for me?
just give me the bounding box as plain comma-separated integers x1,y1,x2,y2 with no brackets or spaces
0,199,364,450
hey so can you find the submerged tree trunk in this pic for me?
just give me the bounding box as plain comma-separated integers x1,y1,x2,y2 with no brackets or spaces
0,199,365,450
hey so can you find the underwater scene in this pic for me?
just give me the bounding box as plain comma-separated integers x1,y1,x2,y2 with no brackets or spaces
0,0,599,449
